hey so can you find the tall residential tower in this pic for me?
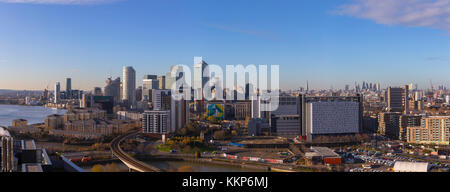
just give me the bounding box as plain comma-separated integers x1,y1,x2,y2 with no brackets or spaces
54,82,60,104
66,78,72,99
122,66,136,107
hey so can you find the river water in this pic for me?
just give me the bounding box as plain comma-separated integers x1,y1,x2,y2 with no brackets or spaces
0,104,66,127
83,160,265,172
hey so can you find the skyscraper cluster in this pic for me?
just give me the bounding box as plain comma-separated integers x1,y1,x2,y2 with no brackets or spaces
355,81,380,92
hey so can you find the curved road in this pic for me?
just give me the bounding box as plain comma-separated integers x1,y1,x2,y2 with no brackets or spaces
110,131,161,172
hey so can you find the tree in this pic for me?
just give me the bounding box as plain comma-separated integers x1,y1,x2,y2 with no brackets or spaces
213,130,226,140
231,130,238,137
104,163,121,172
91,164,105,172
208,116,218,124
177,166,195,172
136,144,145,154
244,117,251,128
177,127,188,136
144,144,157,155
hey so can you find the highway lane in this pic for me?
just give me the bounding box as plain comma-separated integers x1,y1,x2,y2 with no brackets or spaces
110,131,161,172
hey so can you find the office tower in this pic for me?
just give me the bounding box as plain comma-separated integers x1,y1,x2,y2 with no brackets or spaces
407,116,450,145
152,89,171,110
54,82,60,104
345,85,350,92
135,86,142,102
43,89,48,100
122,66,136,107
80,93,88,108
271,95,302,138
158,76,166,89
376,83,380,92
378,112,401,139
259,94,362,140
248,118,271,136
415,91,422,101
170,97,189,133
251,95,261,118
245,83,255,100
142,110,170,134
142,75,158,102
104,77,121,104
387,87,404,112
143,75,157,80
193,56,209,100
165,65,184,91
66,78,72,99
165,72,174,91
304,95,362,142
306,81,309,93
142,90,188,134
92,87,102,96
403,85,409,114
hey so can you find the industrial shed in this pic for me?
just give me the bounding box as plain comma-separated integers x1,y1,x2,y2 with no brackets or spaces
393,162,430,172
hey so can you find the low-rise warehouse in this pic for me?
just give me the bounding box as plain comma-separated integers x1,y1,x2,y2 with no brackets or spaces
305,147,342,165
393,161,430,172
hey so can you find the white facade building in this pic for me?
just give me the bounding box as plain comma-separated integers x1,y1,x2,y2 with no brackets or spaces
193,56,209,100
142,110,170,134
122,66,136,107
393,161,429,172
306,101,360,135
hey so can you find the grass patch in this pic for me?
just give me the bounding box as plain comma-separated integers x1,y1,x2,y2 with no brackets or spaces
157,144,171,152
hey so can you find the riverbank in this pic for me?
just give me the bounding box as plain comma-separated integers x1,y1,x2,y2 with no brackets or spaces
0,104,65,127
133,154,300,172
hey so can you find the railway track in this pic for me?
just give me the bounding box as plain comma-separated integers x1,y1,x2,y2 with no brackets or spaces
110,131,161,172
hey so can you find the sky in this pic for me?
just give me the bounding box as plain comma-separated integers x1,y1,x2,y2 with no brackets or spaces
0,0,450,91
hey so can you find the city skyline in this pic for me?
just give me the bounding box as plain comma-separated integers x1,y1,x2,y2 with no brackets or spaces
1,0,450,90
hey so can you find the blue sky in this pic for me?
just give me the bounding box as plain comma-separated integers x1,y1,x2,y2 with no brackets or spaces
0,0,449,90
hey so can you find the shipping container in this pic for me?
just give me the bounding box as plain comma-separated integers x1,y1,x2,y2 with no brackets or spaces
265,159,284,164
227,155,238,159
323,157,342,165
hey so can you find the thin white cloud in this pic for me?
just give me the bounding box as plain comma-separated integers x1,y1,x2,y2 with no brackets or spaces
208,24,278,40
335,0,450,31
0,0,121,5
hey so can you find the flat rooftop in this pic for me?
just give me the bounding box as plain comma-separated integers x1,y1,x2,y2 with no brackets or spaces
23,140,36,150
231,149,292,160
236,137,288,145
21,164,43,172
310,147,340,158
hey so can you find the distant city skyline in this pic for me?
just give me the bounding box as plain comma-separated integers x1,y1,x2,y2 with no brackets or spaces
1,0,450,90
